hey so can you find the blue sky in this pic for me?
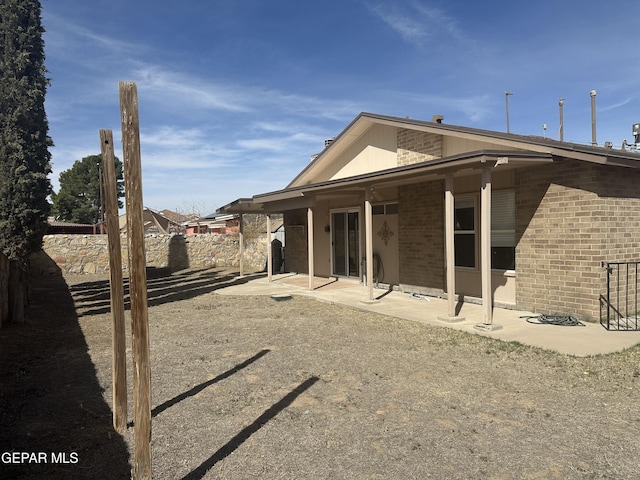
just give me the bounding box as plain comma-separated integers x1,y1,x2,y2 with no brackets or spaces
42,0,639,215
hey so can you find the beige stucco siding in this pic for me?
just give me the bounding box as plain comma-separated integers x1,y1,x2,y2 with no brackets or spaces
316,124,397,181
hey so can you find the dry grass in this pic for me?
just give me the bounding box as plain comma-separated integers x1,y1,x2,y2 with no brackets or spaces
2,268,639,479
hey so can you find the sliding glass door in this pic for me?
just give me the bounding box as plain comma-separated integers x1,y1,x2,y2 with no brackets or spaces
331,210,360,278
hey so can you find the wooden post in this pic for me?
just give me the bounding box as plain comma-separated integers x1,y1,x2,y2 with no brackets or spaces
239,214,244,277
307,207,314,291
100,129,127,433
480,166,493,325
267,214,272,282
364,187,373,301
439,173,464,323
119,81,152,480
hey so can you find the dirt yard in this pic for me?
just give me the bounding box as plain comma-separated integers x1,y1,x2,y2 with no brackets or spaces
1,267,639,479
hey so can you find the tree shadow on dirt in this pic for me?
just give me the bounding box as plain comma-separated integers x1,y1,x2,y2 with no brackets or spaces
71,268,266,317
182,376,320,480
0,273,131,479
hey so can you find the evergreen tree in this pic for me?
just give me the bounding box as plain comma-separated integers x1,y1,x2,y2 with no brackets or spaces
0,0,52,324
51,154,124,225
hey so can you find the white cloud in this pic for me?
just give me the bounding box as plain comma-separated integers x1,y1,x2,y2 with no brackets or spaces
365,1,472,49
134,66,253,113
600,97,636,113
366,2,430,45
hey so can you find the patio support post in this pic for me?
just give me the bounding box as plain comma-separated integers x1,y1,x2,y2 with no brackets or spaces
478,166,495,328
307,207,314,291
438,174,464,323
239,214,244,277
267,214,272,282
365,187,374,301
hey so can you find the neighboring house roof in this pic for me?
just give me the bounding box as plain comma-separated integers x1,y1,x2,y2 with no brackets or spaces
183,213,238,230
47,220,97,235
158,209,192,224
119,207,184,234
218,112,640,214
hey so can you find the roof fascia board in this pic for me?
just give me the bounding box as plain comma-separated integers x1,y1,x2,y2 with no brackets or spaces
256,150,553,204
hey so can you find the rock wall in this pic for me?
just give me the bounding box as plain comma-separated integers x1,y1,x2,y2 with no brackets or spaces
31,233,268,276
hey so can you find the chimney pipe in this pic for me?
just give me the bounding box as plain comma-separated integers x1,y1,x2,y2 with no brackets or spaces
558,98,564,141
590,90,597,146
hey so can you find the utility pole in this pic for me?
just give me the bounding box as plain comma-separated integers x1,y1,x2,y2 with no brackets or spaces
505,91,513,133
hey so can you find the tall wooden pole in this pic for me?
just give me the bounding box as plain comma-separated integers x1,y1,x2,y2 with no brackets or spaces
119,81,152,480
100,129,127,434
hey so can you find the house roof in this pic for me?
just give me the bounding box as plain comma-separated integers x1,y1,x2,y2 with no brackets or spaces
119,207,184,233
289,112,640,188
218,112,640,214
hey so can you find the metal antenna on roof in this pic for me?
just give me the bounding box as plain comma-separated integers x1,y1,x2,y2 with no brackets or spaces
505,91,513,133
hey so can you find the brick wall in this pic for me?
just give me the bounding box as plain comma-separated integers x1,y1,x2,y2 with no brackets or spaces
398,180,445,294
516,159,640,320
397,129,442,166
283,209,308,274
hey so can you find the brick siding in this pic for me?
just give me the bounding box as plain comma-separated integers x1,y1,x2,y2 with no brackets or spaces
398,180,445,294
516,159,640,320
397,129,442,166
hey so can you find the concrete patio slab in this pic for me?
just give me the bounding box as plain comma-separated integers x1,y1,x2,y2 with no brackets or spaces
215,273,640,357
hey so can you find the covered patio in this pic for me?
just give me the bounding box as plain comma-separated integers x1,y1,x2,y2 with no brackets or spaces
219,150,553,330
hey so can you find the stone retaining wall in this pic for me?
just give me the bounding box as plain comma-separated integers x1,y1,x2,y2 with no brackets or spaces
31,233,268,275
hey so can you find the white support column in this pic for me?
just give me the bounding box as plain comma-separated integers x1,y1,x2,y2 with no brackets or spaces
479,166,494,327
365,187,374,301
239,214,244,277
438,174,464,322
267,214,272,282
307,207,314,291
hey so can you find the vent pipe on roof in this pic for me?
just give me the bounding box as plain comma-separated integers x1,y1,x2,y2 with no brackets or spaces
324,138,335,148
590,90,597,146
431,114,444,124
558,98,564,141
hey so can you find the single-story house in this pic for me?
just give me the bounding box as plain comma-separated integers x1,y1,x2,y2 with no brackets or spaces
185,213,241,234
218,112,640,325
47,219,99,235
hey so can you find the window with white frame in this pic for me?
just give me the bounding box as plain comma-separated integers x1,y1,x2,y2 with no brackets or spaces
453,190,515,270
491,190,515,270
454,196,476,268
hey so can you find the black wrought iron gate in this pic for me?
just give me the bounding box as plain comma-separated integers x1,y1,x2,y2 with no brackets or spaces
600,261,640,331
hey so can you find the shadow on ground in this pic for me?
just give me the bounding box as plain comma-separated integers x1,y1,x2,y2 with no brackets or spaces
0,273,131,479
182,376,320,480
69,268,265,317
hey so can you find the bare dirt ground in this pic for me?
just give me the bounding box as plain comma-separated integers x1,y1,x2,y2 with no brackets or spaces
2,267,640,479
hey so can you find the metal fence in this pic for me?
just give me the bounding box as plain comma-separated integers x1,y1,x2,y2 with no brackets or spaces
600,261,640,331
